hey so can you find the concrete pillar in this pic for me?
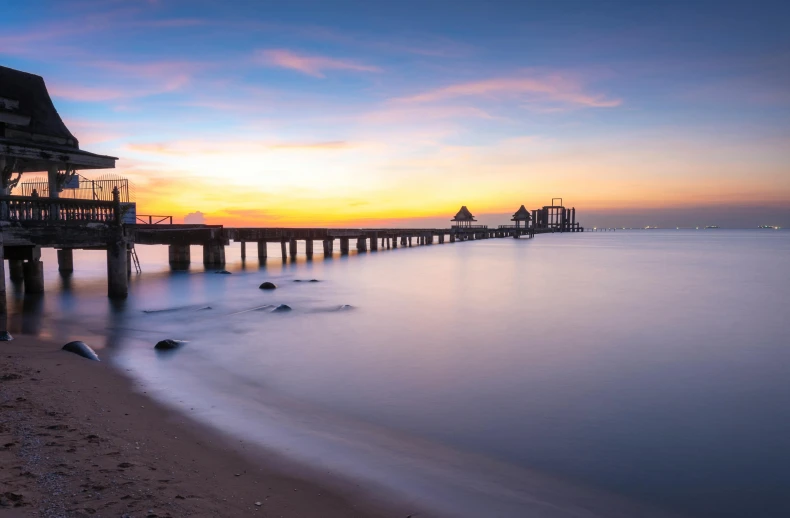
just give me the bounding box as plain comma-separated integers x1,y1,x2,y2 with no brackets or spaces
240,241,246,260
289,238,297,259
127,250,132,275
370,233,378,251
280,240,287,260
408,236,413,247
357,237,367,252
392,236,398,249
169,244,191,268
9,260,23,281
450,233,456,243
257,241,267,261
23,260,44,294
106,242,128,298
323,239,333,256
202,242,226,267
571,208,576,232
57,249,73,273
305,239,314,259
340,237,349,255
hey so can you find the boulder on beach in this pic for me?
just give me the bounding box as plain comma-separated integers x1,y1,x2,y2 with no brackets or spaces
272,304,292,312
0,331,12,341
62,341,100,361
259,282,277,290
215,270,232,275
338,304,354,310
155,339,187,351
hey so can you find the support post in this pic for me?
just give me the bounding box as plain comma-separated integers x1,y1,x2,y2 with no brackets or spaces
257,241,267,261
370,233,378,251
450,233,456,243
0,238,5,313
340,237,349,255
9,260,23,281
168,244,191,268
408,236,413,247
357,237,367,252
280,240,287,260
289,238,297,259
240,241,246,260
305,239,314,259
23,260,44,294
202,242,226,267
392,236,398,249
106,240,128,298
57,249,74,273
127,250,132,275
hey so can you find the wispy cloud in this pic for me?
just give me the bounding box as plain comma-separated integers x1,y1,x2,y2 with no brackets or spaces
395,76,621,108
257,49,381,78
125,140,354,156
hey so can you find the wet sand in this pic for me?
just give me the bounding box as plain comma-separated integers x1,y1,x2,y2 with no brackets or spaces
0,336,409,517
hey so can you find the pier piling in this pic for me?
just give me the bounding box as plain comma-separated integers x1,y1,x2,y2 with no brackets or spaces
106,241,128,298
168,244,190,268
57,249,74,273
203,242,226,268
280,240,287,260
289,238,297,259
9,260,23,281
23,260,44,294
340,237,349,255
257,241,267,261
305,239,314,259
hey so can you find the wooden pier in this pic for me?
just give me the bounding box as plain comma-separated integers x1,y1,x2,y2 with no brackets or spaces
0,64,586,304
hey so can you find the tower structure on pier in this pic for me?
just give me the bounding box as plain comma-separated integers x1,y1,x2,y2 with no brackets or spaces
451,206,477,228
0,65,117,197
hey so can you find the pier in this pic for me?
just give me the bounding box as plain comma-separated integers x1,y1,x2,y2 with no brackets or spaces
0,65,585,303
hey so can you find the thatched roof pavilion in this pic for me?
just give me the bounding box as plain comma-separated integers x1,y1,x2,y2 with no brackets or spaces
511,205,531,227
0,65,117,196
451,206,477,228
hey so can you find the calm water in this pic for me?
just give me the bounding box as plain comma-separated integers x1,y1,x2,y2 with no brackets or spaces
7,230,790,517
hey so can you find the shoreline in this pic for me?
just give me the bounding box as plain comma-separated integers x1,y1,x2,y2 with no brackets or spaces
0,335,413,517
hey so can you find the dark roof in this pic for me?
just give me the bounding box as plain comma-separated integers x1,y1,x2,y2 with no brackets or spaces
0,65,78,147
451,205,476,221
512,204,531,220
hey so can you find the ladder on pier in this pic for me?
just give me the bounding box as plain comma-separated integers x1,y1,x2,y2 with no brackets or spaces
130,247,142,274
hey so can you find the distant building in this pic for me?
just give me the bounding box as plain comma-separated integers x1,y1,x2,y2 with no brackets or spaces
184,211,205,224
451,206,477,228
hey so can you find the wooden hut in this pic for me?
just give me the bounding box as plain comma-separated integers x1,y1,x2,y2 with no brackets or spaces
451,206,477,228
511,205,531,228
0,65,117,196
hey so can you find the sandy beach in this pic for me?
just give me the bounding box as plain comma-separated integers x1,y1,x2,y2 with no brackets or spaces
0,336,406,518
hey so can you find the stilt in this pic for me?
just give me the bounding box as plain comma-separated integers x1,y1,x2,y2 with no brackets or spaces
9,260,23,281
305,239,314,259
289,238,297,259
202,242,226,267
340,237,349,255
106,241,128,298
370,233,378,251
23,260,44,294
408,236,413,247
0,242,5,314
280,240,287,260
450,233,456,243
57,249,74,273
257,241,267,261
126,250,132,275
357,237,367,252
240,241,246,260
392,236,398,249
169,244,191,268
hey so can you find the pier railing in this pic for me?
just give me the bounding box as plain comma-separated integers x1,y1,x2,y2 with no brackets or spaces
452,224,489,230
136,215,173,225
0,195,119,224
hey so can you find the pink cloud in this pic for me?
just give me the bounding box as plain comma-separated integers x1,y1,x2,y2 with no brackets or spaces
395,76,621,108
257,49,381,78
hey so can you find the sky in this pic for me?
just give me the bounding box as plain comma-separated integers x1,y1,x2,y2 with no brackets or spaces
2,0,789,228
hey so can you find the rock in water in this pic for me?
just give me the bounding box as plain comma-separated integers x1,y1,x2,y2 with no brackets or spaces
62,341,100,361
0,331,12,341
215,270,232,275
155,339,187,351
272,304,292,312
259,282,277,290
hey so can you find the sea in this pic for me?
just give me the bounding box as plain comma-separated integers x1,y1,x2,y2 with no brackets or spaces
6,230,789,518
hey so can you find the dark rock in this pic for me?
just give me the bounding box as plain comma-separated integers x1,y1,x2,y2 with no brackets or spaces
272,304,292,312
154,339,187,351
62,341,100,361
0,331,12,341
259,282,277,290
338,304,354,310
309,279,320,282
215,270,232,275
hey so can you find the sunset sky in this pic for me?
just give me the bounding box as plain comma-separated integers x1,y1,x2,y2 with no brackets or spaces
2,0,788,227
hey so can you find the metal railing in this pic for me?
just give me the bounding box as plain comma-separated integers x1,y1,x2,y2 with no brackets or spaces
452,224,489,229
0,195,120,224
136,215,173,225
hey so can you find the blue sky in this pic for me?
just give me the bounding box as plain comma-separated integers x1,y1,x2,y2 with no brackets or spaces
1,0,788,227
